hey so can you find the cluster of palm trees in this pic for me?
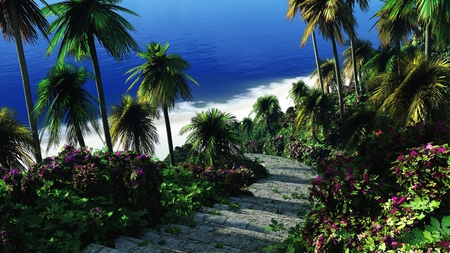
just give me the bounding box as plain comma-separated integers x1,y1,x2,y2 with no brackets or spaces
287,0,450,148
0,0,197,169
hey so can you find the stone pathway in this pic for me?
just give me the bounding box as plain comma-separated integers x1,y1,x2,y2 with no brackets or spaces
82,154,316,253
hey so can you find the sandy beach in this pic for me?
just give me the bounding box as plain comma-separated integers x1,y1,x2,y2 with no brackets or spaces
40,76,315,160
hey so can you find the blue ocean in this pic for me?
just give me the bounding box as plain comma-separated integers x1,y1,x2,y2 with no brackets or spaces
0,0,383,124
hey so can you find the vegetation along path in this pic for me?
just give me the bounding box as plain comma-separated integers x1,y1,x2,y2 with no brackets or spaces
82,154,317,253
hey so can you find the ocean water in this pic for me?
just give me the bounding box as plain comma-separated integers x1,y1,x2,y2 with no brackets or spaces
0,0,383,124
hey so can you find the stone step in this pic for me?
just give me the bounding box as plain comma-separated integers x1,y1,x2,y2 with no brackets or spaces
223,196,309,218
82,243,123,253
114,236,186,253
139,222,283,253
194,205,304,236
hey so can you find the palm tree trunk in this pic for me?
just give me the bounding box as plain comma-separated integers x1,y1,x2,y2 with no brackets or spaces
133,129,140,153
425,22,432,58
10,2,42,163
163,107,175,166
87,34,113,151
75,127,85,147
312,30,324,94
395,37,401,74
350,39,360,98
330,32,344,119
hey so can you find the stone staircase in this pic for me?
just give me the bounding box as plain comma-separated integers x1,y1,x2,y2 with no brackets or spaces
82,154,316,253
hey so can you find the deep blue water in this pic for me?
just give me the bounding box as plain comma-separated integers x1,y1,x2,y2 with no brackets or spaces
0,0,383,124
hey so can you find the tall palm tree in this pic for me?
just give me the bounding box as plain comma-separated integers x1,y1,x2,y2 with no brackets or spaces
0,107,38,171
33,63,101,152
126,42,199,166
301,0,357,118
0,0,49,163
373,0,417,68
287,0,324,93
250,94,282,137
42,0,140,151
344,0,369,96
369,53,450,127
418,0,450,58
109,95,159,154
180,108,241,168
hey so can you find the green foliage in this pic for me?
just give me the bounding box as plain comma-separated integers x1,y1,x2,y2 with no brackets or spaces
402,216,450,251
159,165,220,223
272,122,450,252
0,145,162,252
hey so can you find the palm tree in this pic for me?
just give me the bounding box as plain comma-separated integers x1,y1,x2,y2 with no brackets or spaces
109,95,159,154
42,0,140,151
294,89,331,142
240,117,254,140
0,107,38,171
287,0,324,93
33,63,101,152
300,0,357,118
180,108,241,168
369,53,450,127
288,80,311,106
373,0,417,68
310,59,339,93
250,94,282,137
0,0,49,163
344,0,369,96
416,0,450,57
341,39,375,94
126,42,199,166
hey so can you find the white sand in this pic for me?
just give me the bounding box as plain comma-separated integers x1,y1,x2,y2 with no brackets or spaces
40,76,315,160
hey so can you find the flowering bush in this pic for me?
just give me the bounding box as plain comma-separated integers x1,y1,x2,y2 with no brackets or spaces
1,145,163,252
296,122,450,252
262,135,286,156
287,138,332,167
180,162,256,196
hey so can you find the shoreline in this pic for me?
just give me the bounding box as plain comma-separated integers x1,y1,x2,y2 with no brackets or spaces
40,76,315,160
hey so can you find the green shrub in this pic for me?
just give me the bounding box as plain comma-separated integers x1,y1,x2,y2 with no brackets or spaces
1,145,163,252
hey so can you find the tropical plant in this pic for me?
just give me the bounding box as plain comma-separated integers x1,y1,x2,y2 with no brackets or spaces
0,0,49,162
287,0,324,93
126,42,199,166
180,108,241,168
250,94,282,137
0,107,37,171
42,0,140,151
240,117,254,141
288,80,310,106
341,39,375,94
294,89,331,142
300,0,357,118
109,94,159,154
369,53,450,127
33,63,101,152
310,58,339,93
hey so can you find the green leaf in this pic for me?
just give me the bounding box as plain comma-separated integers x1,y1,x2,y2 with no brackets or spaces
423,230,432,241
442,216,450,235
430,217,441,229
107,211,113,217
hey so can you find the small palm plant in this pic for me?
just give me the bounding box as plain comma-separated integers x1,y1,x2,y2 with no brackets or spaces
33,63,101,152
0,107,38,170
250,94,282,137
180,108,241,168
109,95,159,154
